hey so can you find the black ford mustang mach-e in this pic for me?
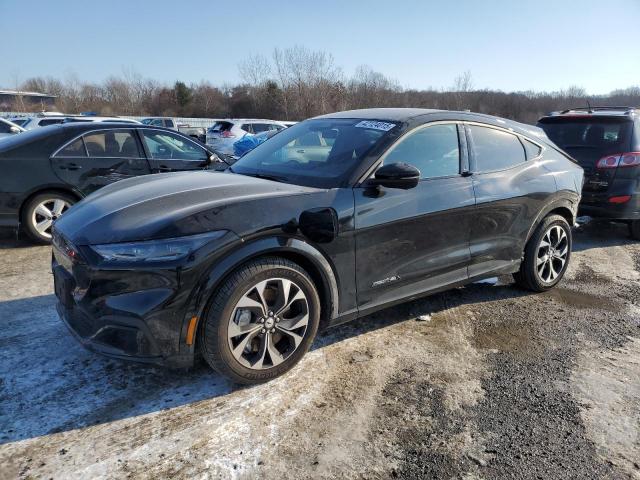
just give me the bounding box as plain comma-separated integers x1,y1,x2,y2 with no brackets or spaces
52,108,583,384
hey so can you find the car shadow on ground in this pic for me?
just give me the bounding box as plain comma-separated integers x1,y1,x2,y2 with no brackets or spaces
0,279,533,446
573,218,637,252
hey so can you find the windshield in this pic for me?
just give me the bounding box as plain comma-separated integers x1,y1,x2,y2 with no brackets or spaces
230,118,395,188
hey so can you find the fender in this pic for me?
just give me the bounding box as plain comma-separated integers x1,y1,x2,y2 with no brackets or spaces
179,235,340,355
524,190,579,245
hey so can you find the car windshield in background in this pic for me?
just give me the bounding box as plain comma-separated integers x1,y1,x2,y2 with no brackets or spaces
230,118,394,188
539,117,633,159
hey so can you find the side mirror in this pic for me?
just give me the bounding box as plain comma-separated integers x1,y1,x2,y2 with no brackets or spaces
9,126,21,134
369,162,420,189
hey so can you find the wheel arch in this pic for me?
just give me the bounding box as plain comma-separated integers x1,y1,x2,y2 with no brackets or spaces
184,236,340,355
524,196,577,247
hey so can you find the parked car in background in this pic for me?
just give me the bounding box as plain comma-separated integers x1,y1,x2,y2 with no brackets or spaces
62,116,141,125
141,117,207,143
0,122,226,242
10,115,68,130
206,119,288,155
52,108,582,384
141,117,181,129
232,129,279,158
538,107,640,237
0,118,25,140
178,126,206,143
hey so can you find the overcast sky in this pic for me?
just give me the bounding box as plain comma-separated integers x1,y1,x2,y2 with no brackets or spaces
1,0,638,94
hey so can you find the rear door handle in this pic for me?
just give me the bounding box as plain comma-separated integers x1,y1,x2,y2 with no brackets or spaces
66,163,82,171
158,165,172,172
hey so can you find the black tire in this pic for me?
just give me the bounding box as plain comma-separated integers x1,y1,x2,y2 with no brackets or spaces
629,220,640,240
199,256,321,384
22,192,76,244
513,214,572,292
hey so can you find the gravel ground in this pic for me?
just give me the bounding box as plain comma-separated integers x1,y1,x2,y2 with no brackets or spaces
0,220,639,479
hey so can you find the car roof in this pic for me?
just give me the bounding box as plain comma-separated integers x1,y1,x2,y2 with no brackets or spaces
52,122,168,133
540,106,639,120
216,119,285,124
312,108,549,142
314,108,444,121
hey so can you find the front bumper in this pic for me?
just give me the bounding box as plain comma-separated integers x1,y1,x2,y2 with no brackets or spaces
56,302,192,368
53,261,194,368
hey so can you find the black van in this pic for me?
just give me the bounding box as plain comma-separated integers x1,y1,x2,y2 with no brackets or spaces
538,107,640,237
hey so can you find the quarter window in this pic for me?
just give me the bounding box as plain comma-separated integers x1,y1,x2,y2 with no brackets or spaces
469,125,526,172
384,124,460,179
523,139,542,159
57,137,86,157
142,130,208,161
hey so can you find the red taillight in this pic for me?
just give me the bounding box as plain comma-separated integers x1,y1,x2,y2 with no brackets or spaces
596,152,640,169
619,152,640,167
596,154,621,169
221,130,235,138
608,195,632,204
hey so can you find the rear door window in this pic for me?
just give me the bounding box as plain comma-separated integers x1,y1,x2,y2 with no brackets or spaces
82,130,142,157
251,123,272,133
469,125,526,172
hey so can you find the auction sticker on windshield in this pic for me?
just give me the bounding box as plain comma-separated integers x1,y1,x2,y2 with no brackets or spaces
355,120,396,131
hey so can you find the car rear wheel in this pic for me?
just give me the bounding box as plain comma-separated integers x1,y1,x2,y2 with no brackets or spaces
200,257,321,384
513,214,572,292
22,192,76,244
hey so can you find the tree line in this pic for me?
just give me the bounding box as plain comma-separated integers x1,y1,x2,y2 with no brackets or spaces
11,46,640,125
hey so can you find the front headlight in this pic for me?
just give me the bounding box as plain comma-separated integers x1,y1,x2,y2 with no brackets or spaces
90,231,227,263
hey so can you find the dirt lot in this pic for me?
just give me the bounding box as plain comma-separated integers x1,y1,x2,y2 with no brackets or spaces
1,220,639,480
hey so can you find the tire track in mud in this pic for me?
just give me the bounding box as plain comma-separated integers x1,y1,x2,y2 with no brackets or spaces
253,293,491,479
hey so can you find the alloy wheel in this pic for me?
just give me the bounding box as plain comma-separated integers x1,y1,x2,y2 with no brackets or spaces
227,278,309,370
31,198,71,239
536,225,569,283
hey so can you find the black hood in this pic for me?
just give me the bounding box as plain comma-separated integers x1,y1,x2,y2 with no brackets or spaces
55,171,321,245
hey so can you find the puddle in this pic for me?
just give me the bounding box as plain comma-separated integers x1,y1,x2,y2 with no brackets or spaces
473,276,512,287
473,321,538,356
543,288,617,311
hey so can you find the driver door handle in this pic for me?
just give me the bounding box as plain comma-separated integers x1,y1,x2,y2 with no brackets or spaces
157,165,172,172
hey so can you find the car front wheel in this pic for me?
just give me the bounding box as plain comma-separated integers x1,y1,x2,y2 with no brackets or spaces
200,257,321,384
514,214,572,292
22,192,75,243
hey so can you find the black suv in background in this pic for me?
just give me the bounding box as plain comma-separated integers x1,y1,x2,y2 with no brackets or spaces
538,107,640,237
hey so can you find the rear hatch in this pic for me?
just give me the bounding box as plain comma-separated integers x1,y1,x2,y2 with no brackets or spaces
206,121,234,144
538,116,634,193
